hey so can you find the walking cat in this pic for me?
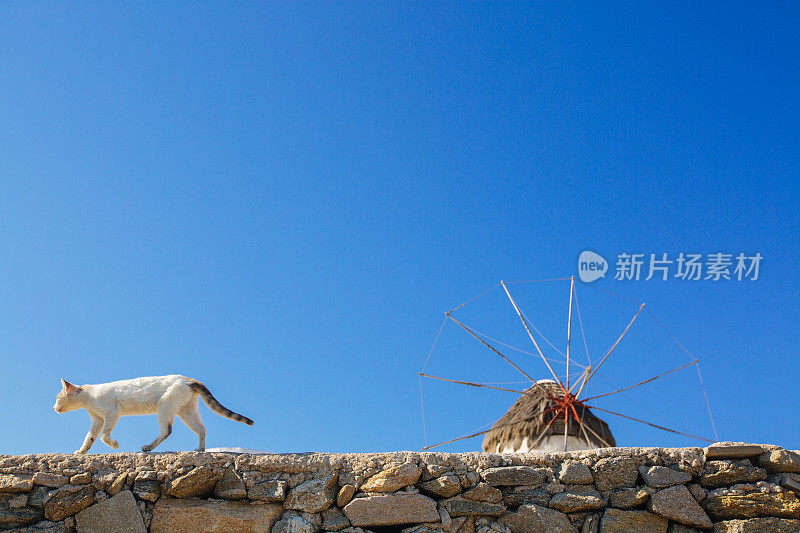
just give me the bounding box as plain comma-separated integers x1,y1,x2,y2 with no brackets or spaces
53,375,253,454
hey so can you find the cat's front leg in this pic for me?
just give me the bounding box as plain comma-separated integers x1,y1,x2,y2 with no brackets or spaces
100,412,121,450
75,414,104,454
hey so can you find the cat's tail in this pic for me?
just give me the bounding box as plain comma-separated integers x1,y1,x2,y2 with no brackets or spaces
188,381,254,426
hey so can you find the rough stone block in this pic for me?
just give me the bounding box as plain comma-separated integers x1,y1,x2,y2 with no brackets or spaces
337,484,357,507
481,467,545,487
284,471,338,512
705,443,764,460
443,496,506,517
592,457,638,491
648,485,713,529
322,507,351,531
214,467,247,499
75,490,146,533
419,475,462,498
548,486,605,513
150,498,283,533
600,508,668,533
0,473,33,493
501,487,549,509
361,462,422,492
760,450,800,474
558,462,593,485
272,512,316,533
609,487,650,509
462,482,502,503
499,503,576,533
43,484,96,521
638,466,692,488
343,493,439,526
32,473,68,488
248,479,288,502
165,466,220,498
700,461,767,489
702,489,800,520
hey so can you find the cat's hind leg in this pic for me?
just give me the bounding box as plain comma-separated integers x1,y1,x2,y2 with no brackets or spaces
142,411,175,452
142,397,179,452
76,414,103,454
100,412,120,450
178,405,206,452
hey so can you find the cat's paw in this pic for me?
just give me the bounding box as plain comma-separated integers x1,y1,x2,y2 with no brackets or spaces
74,449,87,454
195,447,205,452
141,445,152,452
107,440,119,449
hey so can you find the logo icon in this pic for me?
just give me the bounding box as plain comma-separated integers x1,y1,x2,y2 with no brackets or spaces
578,251,607,283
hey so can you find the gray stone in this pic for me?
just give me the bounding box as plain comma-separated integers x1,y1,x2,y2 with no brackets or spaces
28,486,51,509
761,450,800,474
214,467,247,499
75,490,146,533
638,466,692,488
150,497,283,532
443,497,506,517
33,473,69,488
337,484,357,507
780,473,800,493
481,467,545,487
133,479,160,502
548,486,605,513
499,504,576,533
688,484,707,502
0,473,33,493
700,461,767,489
649,485,713,529
43,484,96,521
165,466,220,498
419,475,463,498
702,488,800,520
361,462,422,492
609,487,650,509
712,517,800,532
285,471,338,512
323,507,351,531
248,479,288,502
599,508,668,533
558,462,593,485
592,457,638,491
705,443,764,460
0,493,44,529
463,483,502,503
273,512,317,533
343,493,439,527
501,488,549,508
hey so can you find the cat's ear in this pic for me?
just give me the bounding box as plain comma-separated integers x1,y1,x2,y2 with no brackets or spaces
61,379,75,391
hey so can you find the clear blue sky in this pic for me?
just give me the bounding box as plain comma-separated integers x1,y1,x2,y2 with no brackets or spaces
1,3,797,455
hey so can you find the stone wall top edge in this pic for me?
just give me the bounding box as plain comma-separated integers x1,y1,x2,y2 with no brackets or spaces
0,443,781,465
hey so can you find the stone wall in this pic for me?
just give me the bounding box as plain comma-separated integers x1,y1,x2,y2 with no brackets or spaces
1,443,800,532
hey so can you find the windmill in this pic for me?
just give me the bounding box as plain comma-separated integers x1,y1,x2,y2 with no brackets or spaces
418,277,717,452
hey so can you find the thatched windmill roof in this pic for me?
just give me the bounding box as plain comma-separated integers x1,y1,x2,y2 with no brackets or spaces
482,380,615,453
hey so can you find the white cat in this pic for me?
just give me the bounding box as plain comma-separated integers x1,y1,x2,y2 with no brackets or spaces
53,375,253,454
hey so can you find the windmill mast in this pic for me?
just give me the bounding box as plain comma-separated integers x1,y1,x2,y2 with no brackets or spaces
565,275,575,451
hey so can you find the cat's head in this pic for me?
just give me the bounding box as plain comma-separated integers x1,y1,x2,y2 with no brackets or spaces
53,379,83,413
